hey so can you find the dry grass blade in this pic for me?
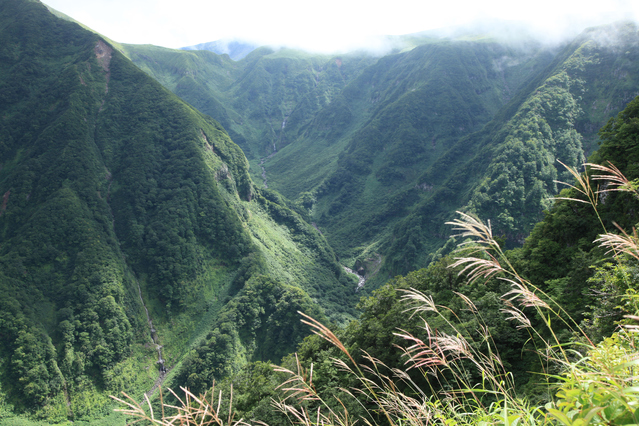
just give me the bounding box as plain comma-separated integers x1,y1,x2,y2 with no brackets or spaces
111,385,250,426
110,391,150,420
143,393,155,422
273,355,320,403
454,291,478,313
395,329,448,371
298,311,355,365
434,333,471,359
446,211,497,249
624,315,639,333
501,305,532,329
588,162,629,186
271,400,311,426
595,225,639,261
446,212,510,283
227,384,234,426
332,357,354,374
501,278,549,309
399,288,438,315
552,195,591,204
449,253,503,283
587,161,639,199
554,160,596,203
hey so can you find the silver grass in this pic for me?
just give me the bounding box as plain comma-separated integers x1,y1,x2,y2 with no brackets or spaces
399,288,439,315
595,225,639,261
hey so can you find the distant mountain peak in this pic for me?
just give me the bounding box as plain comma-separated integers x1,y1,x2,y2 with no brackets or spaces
180,38,259,60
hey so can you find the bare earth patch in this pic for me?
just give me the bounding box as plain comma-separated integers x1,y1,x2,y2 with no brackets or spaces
94,40,112,93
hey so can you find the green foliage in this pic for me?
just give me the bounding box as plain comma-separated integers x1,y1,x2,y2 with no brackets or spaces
581,262,639,342
548,331,639,425
122,44,375,163
120,154,639,426
595,95,639,181
125,19,639,292
171,94,639,425
174,275,325,396
300,41,551,273
124,36,556,282
9,1,639,423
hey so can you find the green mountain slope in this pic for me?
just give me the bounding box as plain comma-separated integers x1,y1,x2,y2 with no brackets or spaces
271,40,554,270
121,43,378,164
381,22,639,276
125,23,639,288
263,22,639,283
122,37,553,279
0,0,357,420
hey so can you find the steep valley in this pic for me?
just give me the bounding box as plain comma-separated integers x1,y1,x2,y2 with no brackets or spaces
124,22,639,283
2,0,639,423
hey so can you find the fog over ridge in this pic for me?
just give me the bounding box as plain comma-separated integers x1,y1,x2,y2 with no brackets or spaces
42,0,639,53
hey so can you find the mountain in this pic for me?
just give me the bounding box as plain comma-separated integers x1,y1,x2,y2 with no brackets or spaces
267,38,554,274
181,39,259,60
120,34,550,279
395,21,639,265
0,0,358,420
121,43,379,162
124,21,639,285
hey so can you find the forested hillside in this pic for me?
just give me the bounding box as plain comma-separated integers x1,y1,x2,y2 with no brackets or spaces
0,0,357,421
123,22,639,287
382,22,639,276
120,44,378,162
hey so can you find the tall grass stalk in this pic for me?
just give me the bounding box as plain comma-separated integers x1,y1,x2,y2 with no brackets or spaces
110,384,248,426
553,160,608,234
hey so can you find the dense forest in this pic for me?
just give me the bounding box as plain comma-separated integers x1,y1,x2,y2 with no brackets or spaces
2,0,639,424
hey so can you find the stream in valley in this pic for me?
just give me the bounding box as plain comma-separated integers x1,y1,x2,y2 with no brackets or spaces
135,278,167,397
343,266,366,290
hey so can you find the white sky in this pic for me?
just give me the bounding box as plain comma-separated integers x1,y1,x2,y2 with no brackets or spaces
43,0,639,53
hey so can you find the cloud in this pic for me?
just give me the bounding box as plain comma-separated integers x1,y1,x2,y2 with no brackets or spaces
43,0,639,51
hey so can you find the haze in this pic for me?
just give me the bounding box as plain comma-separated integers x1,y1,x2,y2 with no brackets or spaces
43,0,639,53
